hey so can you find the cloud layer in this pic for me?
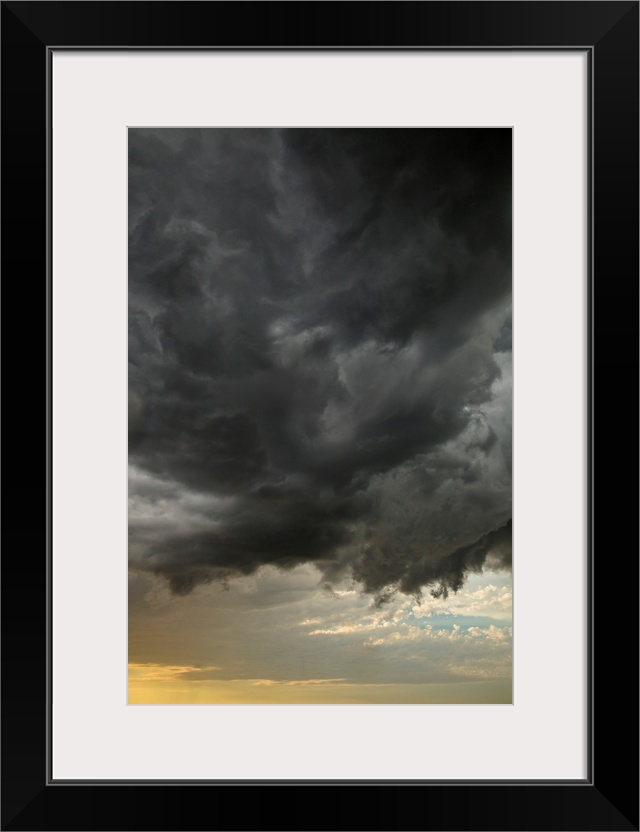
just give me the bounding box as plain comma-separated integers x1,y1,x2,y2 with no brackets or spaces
128,564,512,690
129,128,512,598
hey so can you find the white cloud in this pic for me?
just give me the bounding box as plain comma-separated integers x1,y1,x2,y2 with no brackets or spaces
130,561,512,687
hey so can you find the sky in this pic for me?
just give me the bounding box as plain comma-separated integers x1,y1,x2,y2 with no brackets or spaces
128,128,512,704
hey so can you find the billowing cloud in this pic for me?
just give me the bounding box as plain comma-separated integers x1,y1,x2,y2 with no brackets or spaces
129,128,511,600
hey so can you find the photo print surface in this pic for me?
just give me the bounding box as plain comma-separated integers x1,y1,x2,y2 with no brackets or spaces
128,128,512,704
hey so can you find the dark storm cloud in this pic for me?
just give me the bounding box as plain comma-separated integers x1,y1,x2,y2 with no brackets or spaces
128,128,512,598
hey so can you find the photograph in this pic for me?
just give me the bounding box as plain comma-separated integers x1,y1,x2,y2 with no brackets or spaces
128,127,513,705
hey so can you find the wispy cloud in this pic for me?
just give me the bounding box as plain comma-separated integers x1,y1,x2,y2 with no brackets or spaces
128,662,221,682
251,678,348,687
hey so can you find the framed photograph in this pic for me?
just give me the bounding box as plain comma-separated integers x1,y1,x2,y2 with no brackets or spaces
2,2,637,830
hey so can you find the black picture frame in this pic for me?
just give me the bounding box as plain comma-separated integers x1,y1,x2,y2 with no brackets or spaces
2,2,638,830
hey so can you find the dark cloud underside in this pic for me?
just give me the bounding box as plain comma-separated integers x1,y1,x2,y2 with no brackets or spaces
129,128,512,598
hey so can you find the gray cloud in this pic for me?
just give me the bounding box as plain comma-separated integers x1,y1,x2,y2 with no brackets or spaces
129,128,511,599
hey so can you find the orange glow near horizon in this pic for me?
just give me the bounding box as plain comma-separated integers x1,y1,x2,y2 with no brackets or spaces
128,664,511,705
